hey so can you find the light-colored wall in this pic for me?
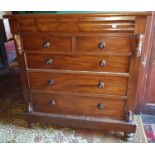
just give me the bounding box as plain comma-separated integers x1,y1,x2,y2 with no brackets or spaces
0,11,12,18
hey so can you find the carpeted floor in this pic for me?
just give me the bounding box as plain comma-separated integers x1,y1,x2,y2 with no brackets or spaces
141,115,155,143
0,99,147,143
143,124,155,142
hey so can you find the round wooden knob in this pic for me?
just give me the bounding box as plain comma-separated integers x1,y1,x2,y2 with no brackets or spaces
99,60,106,66
49,99,56,107
43,41,50,48
46,59,53,64
98,42,106,49
97,103,104,111
98,82,104,89
47,80,54,85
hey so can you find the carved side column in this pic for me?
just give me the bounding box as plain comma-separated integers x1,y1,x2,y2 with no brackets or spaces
14,34,32,113
134,34,145,58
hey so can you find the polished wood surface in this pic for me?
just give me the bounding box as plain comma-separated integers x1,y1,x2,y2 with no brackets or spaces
32,92,125,118
5,12,151,134
28,71,128,96
13,34,32,111
76,35,133,52
145,13,155,104
147,62,155,102
24,112,136,134
125,16,149,114
26,53,130,73
136,12,155,115
5,12,151,34
22,33,72,52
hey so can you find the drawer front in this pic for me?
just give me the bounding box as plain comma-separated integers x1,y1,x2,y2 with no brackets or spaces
26,53,130,73
28,72,128,96
76,36,133,52
22,34,72,52
32,92,125,118
15,16,135,33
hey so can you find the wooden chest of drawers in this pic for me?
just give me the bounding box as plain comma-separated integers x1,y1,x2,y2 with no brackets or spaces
5,12,151,136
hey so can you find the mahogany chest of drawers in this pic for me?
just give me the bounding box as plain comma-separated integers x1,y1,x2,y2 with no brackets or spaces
5,12,151,136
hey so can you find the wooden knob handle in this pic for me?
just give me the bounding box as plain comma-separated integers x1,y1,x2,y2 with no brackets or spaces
97,103,104,111
49,99,56,107
46,59,53,64
99,60,106,66
98,82,104,89
47,80,54,85
98,42,106,49
43,41,50,48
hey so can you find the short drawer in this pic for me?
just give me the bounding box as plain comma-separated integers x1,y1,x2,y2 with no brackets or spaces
28,72,128,96
32,92,125,118
76,36,133,52
22,33,72,52
26,53,130,73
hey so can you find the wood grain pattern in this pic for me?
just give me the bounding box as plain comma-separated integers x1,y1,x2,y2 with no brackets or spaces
32,92,125,118
126,16,147,114
5,12,150,34
28,71,128,96
7,15,136,33
134,13,155,114
22,33,72,52
76,36,133,52
13,34,32,112
77,21,135,33
23,112,136,134
26,53,130,73
76,35,133,52
146,61,155,102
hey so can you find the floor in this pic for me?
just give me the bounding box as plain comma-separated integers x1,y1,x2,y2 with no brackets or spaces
0,67,23,103
141,115,155,142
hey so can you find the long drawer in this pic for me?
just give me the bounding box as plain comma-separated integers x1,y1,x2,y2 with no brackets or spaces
26,53,130,73
32,92,125,118
28,71,128,96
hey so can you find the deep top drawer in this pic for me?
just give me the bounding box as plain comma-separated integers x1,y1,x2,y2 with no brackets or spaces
8,15,136,33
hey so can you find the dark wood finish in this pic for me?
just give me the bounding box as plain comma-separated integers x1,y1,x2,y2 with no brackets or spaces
75,35,133,52
23,112,136,134
136,12,155,115
126,16,148,114
13,34,32,112
4,12,151,134
32,92,125,118
144,14,155,108
146,63,155,102
28,71,128,96
22,33,72,52
26,53,130,73
5,12,151,33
